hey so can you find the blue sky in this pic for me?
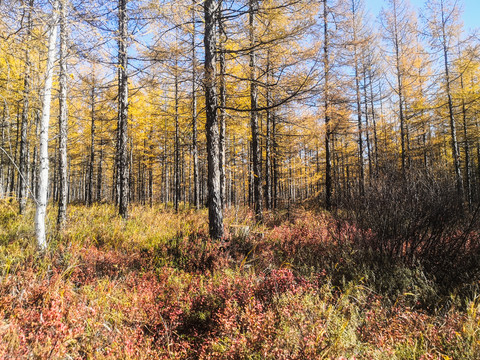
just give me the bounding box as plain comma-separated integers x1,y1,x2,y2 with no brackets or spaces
365,0,479,32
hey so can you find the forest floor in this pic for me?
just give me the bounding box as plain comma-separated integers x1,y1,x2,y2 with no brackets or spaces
0,201,479,359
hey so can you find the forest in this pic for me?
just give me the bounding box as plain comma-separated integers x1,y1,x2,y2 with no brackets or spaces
1,0,480,358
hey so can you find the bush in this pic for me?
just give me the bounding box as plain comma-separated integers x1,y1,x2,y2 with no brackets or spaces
340,168,480,292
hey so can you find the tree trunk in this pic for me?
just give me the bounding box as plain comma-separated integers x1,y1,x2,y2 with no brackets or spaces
460,73,471,205
218,7,227,210
192,1,200,210
97,144,103,201
204,0,223,239
174,58,180,212
87,82,95,206
323,0,333,209
57,0,68,227
163,113,168,206
272,114,279,209
117,0,129,217
19,0,34,214
363,68,372,179
0,106,6,198
265,51,272,209
354,57,364,193
368,66,379,175
148,139,153,207
36,0,58,250
249,0,262,221
442,39,463,199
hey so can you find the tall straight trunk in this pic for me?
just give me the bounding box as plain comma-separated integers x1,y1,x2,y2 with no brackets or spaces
31,111,39,198
248,141,253,206
87,83,95,206
1,102,13,198
139,145,144,204
112,149,117,204
0,106,6,198
36,0,58,250
243,144,247,204
174,59,180,212
331,135,337,197
395,49,406,173
231,135,236,206
218,7,226,209
192,0,200,210
435,0,463,199
129,140,134,203
249,0,262,220
354,58,364,192
163,114,168,206
323,0,332,209
316,143,320,192
265,55,272,209
19,0,34,214
417,68,428,169
148,141,153,207
389,0,407,173
363,68,372,178
368,67,378,174
117,0,129,217
53,141,58,202
476,121,480,202
57,0,68,226
10,109,20,199
204,0,223,239
442,42,463,199
182,144,187,204
460,73,471,205
97,144,103,201
272,114,279,209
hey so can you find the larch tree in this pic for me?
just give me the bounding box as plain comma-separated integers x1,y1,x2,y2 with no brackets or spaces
380,0,417,174
204,0,223,239
323,0,333,208
191,0,200,210
249,0,263,221
454,43,479,205
424,0,464,199
346,0,371,194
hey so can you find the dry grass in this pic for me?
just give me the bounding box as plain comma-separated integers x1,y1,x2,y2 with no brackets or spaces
0,200,479,359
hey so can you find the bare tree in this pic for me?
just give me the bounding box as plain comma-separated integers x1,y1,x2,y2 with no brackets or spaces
424,0,464,200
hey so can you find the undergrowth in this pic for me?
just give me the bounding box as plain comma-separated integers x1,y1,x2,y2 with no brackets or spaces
0,200,479,359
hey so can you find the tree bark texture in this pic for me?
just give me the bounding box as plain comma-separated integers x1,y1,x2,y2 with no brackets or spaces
36,0,58,250
118,0,129,218
204,0,223,239
57,0,68,227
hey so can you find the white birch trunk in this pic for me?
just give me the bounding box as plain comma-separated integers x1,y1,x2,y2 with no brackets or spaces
36,0,58,250
57,0,68,227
